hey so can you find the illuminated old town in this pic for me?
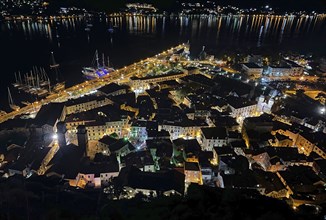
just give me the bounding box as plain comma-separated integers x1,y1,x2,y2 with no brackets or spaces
0,0,325,219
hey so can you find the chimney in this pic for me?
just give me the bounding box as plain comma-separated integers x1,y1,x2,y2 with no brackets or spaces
56,122,67,147
77,125,88,156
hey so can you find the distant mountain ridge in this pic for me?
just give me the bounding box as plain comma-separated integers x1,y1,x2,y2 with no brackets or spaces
48,0,326,13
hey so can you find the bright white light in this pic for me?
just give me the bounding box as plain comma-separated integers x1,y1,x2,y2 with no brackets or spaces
52,134,58,139
320,107,325,114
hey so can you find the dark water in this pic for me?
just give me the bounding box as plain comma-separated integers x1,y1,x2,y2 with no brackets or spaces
0,14,325,110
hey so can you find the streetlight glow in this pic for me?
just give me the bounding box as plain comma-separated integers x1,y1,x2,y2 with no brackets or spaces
52,134,58,140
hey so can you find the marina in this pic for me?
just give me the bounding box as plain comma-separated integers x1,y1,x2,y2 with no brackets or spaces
6,52,66,112
12,67,51,96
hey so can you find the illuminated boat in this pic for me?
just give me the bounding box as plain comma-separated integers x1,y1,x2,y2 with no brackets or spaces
82,50,114,79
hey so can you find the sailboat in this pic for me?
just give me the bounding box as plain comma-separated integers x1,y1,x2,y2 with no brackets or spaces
8,87,20,111
50,52,65,92
82,50,114,79
12,72,23,88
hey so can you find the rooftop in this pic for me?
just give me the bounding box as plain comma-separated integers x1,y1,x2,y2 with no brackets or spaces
222,171,258,189
147,130,170,139
201,127,227,139
227,96,256,109
65,95,107,107
253,169,285,194
98,83,126,95
242,62,262,69
32,103,65,127
99,136,135,152
47,144,85,179
117,166,185,194
184,161,200,171
173,138,202,156
79,161,119,176
278,166,323,187
284,59,303,68
146,139,173,157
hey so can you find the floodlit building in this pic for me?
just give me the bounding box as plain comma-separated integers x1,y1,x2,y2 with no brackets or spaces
226,97,257,120
159,119,208,140
98,135,135,159
65,95,113,115
29,103,66,144
242,63,263,79
200,127,228,151
184,161,203,185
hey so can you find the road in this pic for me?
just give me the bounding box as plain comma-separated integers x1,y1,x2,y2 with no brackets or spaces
0,44,187,124
264,75,320,82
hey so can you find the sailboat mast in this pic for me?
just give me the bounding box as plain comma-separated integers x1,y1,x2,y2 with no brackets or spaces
27,73,30,87
19,72,22,84
48,78,51,93
44,71,49,81
102,53,105,67
50,52,60,82
8,87,13,106
37,67,41,82
14,72,17,83
42,68,46,82
107,56,110,67
95,50,100,68
26,73,29,87
41,68,44,82
31,70,35,87
37,73,40,88
24,74,28,86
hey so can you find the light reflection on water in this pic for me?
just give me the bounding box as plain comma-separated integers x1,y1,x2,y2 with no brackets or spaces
0,14,325,109
1,14,325,45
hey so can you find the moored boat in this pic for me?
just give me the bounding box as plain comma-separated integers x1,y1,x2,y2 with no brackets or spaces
82,50,114,79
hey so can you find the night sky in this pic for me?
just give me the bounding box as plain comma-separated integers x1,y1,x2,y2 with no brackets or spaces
48,0,326,12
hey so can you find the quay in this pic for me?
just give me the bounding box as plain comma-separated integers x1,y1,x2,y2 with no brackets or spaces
0,44,187,124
